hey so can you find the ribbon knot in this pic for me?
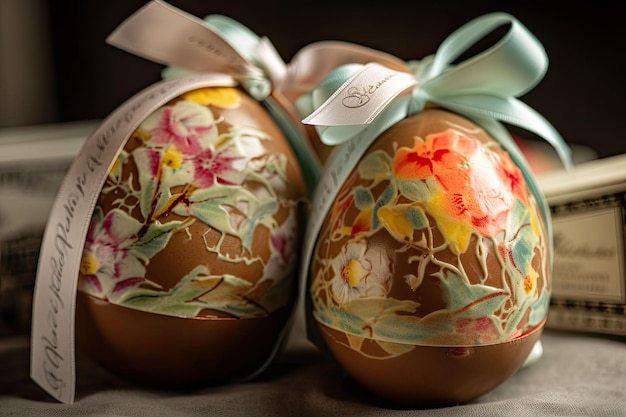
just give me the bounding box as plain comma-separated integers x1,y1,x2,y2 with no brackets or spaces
406,56,433,114
141,12,281,101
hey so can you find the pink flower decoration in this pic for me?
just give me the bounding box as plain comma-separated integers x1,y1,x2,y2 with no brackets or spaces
79,209,146,301
191,146,247,188
455,316,498,343
145,101,217,156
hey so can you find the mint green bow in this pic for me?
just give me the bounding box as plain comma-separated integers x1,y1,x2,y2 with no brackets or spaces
301,12,571,166
299,12,574,252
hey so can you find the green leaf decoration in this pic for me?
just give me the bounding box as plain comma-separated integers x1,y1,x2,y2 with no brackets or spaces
358,150,392,182
529,290,550,327
118,266,270,318
119,265,213,317
508,199,539,277
180,184,255,235
191,274,261,316
345,297,420,318
316,306,364,336
398,178,433,203
503,297,531,335
237,197,279,252
406,205,428,230
240,169,278,198
249,270,295,313
152,181,174,219
132,148,160,220
263,153,289,181
439,270,508,315
354,187,374,211
316,298,421,341
372,183,398,230
191,273,288,317
373,309,449,344
130,220,184,262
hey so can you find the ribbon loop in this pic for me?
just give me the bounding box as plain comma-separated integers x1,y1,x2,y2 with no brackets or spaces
197,15,283,101
419,13,548,99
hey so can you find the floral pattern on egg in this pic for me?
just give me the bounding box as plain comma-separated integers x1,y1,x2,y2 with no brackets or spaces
310,110,550,351
79,86,303,319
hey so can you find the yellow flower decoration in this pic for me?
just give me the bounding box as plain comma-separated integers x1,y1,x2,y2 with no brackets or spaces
80,250,100,275
109,151,127,180
183,87,241,108
428,192,474,254
342,259,368,287
523,267,538,295
378,205,414,242
529,206,541,238
162,145,184,170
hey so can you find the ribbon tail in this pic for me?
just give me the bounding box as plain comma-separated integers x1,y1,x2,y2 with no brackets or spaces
437,95,573,170
262,97,321,194
505,99,573,171
153,12,272,99
256,37,289,90
202,14,262,59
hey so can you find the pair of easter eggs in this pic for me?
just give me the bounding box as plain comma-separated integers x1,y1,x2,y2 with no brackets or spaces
76,78,549,407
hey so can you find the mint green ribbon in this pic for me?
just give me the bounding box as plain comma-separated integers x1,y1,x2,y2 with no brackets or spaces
299,12,574,250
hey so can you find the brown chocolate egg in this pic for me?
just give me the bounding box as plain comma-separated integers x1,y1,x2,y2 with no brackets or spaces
76,85,307,386
309,108,550,406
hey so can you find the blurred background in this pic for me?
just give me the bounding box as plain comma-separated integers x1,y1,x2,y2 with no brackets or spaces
0,0,624,158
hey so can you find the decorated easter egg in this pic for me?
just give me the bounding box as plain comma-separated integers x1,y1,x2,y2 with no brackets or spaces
308,108,550,406
75,85,307,386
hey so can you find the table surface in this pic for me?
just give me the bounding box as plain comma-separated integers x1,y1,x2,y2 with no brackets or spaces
1,308,625,417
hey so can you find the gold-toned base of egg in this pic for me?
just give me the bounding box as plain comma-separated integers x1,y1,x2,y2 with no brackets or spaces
76,291,293,387
317,321,544,408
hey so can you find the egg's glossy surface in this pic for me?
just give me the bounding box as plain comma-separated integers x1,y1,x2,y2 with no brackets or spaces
309,108,550,405
76,86,307,386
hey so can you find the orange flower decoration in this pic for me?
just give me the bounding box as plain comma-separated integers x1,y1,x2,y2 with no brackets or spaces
393,129,517,239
